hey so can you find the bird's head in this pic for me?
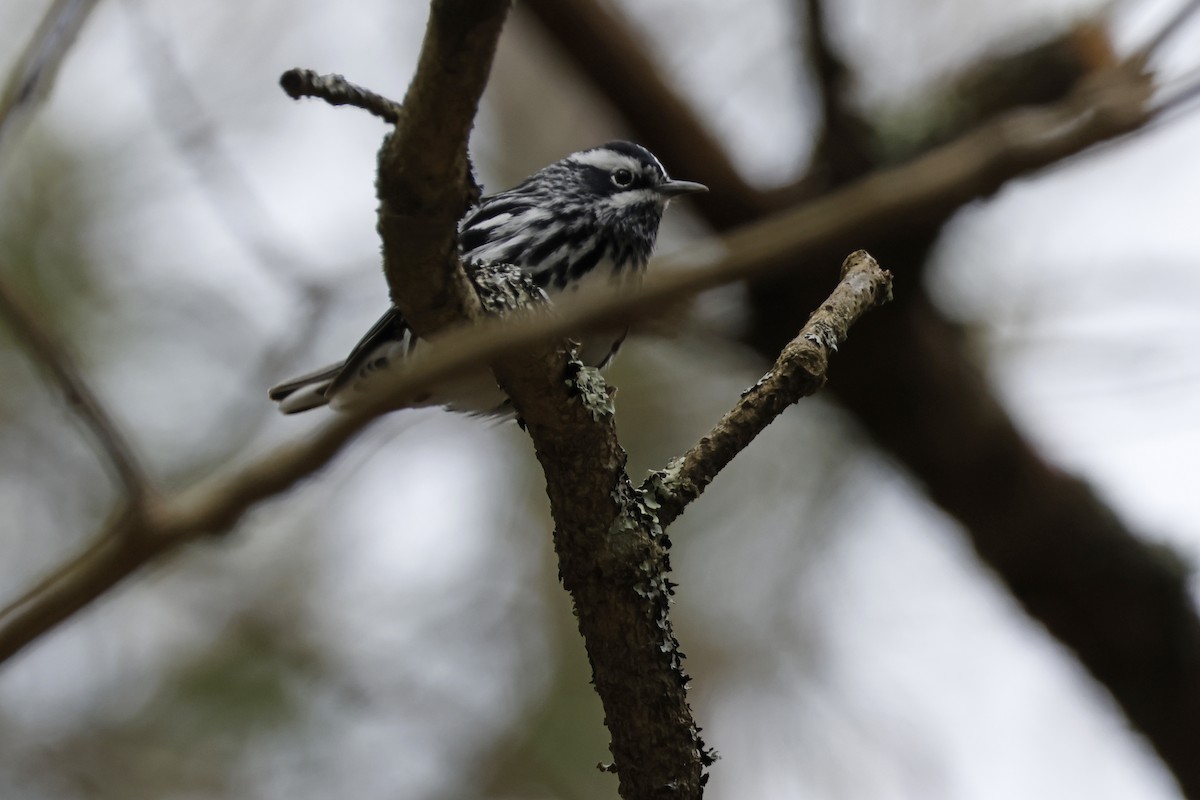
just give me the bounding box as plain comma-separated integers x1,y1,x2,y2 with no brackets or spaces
563,140,707,215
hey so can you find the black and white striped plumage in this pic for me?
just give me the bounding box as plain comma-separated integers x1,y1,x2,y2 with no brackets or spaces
269,141,706,415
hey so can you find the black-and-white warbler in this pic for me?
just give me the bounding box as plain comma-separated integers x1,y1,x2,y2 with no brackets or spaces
269,141,706,415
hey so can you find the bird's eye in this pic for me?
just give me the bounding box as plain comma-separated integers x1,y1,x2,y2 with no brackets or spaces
611,168,634,187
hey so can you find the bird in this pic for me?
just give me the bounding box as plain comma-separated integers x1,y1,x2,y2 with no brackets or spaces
268,141,707,416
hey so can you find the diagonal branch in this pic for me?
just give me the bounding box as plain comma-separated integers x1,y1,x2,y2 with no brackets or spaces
0,0,100,161
0,52,1174,669
0,409,374,663
520,6,1200,795
1133,0,1200,62
829,294,1200,800
0,272,149,501
643,250,891,527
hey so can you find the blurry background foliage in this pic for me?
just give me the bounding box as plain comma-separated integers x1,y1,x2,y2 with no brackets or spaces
1,1,1199,799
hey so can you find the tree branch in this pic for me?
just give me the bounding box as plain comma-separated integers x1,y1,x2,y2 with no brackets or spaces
0,52,1172,667
1,18,1189,791
279,68,402,123
522,6,1200,795
643,251,891,527
375,0,509,333
0,0,99,160
0,272,149,502
1133,0,1200,63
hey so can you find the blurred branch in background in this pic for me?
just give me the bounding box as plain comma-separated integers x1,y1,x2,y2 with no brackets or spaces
0,34,890,782
0,0,1192,673
0,0,99,162
121,0,331,294
4,0,1200,797
119,0,343,469
520,0,1200,795
801,0,876,183
0,268,148,501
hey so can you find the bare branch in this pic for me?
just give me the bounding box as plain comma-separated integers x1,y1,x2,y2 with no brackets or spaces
0,52,1171,669
120,2,341,470
279,68,402,123
0,0,515,668
0,273,149,501
1133,0,1200,63
643,251,891,526
0,0,99,161
375,0,510,332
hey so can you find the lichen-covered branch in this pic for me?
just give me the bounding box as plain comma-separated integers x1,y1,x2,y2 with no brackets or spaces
6,6,1199,792
358,2,712,792
527,6,1200,796
643,251,891,527
494,336,715,800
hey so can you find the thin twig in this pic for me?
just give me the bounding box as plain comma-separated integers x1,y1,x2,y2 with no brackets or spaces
120,1,339,472
123,5,331,289
1132,0,1200,63
279,68,403,124
0,0,100,161
642,251,892,526
0,273,148,501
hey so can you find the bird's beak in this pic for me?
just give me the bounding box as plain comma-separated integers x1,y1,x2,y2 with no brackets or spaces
657,179,708,198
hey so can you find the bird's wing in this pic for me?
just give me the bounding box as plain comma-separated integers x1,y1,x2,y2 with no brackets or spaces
325,306,418,397
267,362,344,402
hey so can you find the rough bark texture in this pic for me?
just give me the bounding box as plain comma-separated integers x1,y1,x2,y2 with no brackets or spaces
520,2,1200,795
376,0,510,333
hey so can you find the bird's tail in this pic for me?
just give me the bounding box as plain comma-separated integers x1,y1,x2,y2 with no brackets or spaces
268,362,344,414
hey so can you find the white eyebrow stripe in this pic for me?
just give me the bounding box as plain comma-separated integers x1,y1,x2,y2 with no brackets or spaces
568,149,642,173
641,149,666,177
